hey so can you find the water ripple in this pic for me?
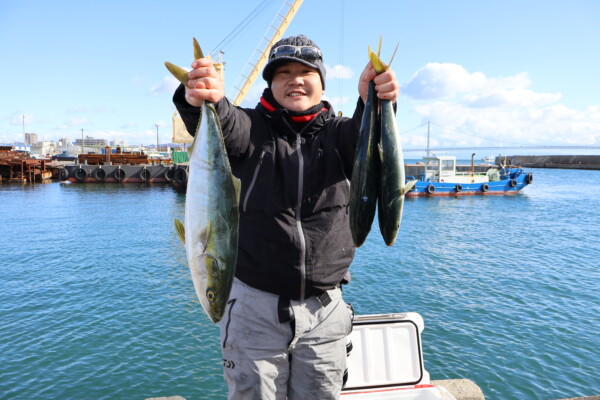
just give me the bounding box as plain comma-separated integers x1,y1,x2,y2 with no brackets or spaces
1,169,599,399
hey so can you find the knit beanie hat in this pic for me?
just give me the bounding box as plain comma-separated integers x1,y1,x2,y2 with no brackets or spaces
262,34,326,89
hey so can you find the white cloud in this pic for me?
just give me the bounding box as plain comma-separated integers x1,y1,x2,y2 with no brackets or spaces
401,63,600,149
486,72,531,90
150,75,181,95
121,121,137,129
63,117,91,126
403,63,486,100
326,64,353,80
463,87,561,108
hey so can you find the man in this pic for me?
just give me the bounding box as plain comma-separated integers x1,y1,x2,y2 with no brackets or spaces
173,34,399,399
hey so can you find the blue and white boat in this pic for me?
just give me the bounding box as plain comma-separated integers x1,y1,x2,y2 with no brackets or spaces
405,155,532,197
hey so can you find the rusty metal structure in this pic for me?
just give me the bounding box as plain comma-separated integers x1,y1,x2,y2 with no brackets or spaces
76,146,173,166
0,146,52,183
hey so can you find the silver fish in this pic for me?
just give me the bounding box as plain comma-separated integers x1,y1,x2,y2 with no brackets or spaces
168,39,241,323
377,95,415,245
349,79,380,248
370,43,416,246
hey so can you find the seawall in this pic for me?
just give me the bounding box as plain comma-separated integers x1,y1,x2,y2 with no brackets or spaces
496,155,600,170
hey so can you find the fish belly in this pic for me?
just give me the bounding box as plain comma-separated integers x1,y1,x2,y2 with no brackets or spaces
377,99,406,246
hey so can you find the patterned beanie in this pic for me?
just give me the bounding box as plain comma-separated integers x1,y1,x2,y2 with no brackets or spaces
262,34,326,89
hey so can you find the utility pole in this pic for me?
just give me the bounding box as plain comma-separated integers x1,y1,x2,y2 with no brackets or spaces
81,128,84,155
155,124,160,151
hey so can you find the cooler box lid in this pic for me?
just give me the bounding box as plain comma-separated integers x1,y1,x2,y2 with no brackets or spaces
343,312,427,391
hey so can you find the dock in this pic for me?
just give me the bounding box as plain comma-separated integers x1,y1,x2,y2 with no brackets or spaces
496,155,600,170
56,147,188,188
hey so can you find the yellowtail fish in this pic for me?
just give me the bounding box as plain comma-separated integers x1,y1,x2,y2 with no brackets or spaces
369,41,416,246
349,77,380,248
168,39,241,323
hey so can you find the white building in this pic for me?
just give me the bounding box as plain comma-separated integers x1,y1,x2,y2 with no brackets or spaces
31,141,57,156
24,133,38,146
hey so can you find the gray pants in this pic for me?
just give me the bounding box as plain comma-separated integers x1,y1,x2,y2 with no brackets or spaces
218,278,353,400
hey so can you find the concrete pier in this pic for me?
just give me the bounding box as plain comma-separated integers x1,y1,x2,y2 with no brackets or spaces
496,155,600,170
144,381,599,400
432,379,485,400
557,397,600,400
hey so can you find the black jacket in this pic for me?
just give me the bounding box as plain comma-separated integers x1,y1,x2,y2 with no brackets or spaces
174,85,364,300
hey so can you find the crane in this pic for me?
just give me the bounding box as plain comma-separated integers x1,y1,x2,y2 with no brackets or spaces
172,0,304,144
232,0,303,106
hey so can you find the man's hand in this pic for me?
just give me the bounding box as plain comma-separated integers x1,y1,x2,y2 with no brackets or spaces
184,57,224,106
358,61,400,103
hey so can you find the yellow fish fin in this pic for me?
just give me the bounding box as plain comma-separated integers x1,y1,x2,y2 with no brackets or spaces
402,180,418,195
368,47,388,75
164,62,189,85
232,176,242,203
174,218,185,244
368,38,400,74
388,41,400,68
193,37,204,60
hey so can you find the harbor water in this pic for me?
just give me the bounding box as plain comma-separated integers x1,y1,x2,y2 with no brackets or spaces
1,166,599,400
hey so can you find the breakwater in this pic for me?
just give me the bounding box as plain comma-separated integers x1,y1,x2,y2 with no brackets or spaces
497,155,600,170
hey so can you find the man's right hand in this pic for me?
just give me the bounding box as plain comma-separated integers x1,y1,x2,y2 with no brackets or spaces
184,57,224,106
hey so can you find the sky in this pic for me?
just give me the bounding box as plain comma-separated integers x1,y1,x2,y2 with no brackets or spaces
1,0,599,157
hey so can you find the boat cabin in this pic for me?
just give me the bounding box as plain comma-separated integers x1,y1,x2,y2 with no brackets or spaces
422,155,456,183
420,155,490,184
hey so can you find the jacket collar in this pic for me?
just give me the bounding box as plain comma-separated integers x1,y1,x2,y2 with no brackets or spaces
258,88,334,140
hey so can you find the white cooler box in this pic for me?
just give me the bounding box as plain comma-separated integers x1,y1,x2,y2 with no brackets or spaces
341,312,457,400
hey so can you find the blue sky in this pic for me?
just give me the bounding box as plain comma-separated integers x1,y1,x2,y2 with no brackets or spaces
1,0,599,156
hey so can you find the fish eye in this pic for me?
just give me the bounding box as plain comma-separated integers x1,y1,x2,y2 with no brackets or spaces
206,290,216,303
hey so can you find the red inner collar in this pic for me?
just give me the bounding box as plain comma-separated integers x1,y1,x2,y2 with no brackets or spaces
260,97,326,123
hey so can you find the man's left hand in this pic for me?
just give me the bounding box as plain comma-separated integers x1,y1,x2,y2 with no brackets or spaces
358,62,400,103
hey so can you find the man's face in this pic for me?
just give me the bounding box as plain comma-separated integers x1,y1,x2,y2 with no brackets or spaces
271,62,323,113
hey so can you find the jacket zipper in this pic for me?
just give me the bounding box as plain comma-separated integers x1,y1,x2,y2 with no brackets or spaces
242,149,266,212
294,133,307,301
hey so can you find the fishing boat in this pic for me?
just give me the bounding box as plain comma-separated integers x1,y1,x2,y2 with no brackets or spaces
405,155,532,197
